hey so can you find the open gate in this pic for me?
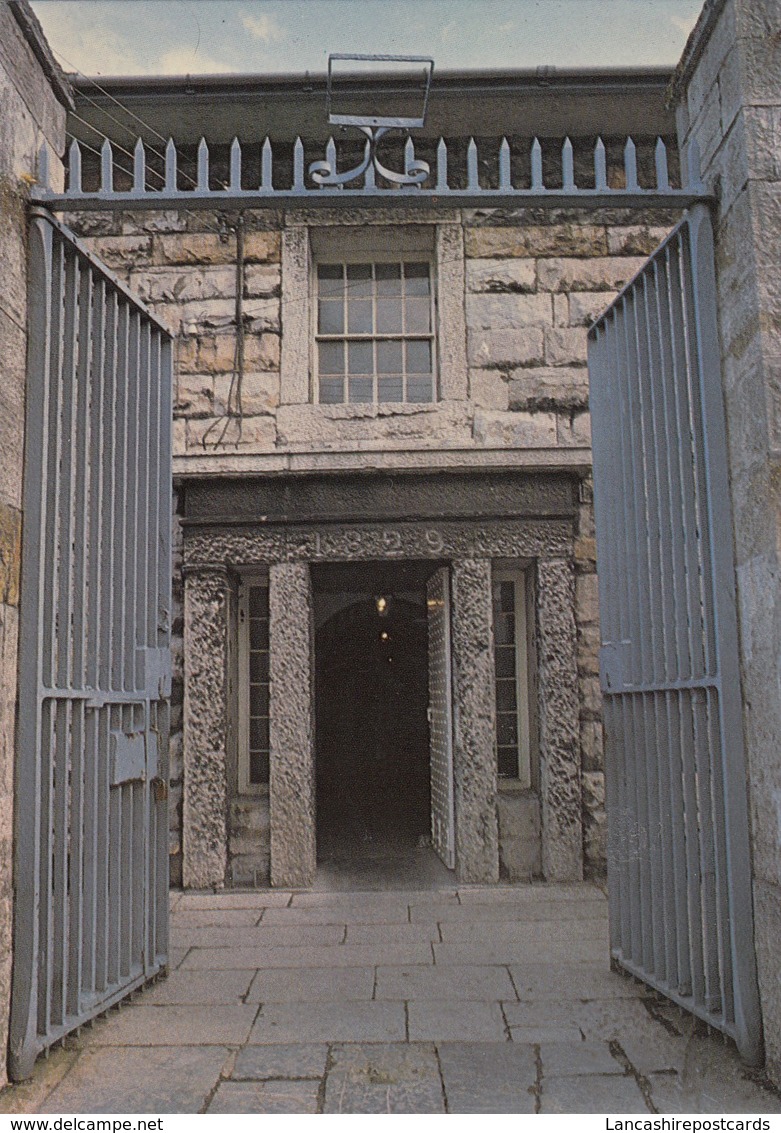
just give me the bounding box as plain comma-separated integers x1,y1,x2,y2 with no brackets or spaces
427,567,456,871
9,210,173,1079
588,205,762,1063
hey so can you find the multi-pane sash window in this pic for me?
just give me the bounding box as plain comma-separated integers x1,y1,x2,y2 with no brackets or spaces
239,580,270,791
492,572,532,787
316,261,435,404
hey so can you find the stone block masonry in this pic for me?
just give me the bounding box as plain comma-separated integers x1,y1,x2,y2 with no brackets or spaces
63,201,688,888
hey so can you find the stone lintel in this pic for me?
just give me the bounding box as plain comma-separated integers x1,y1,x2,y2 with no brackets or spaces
536,557,582,882
269,561,316,887
182,566,232,888
451,558,500,884
182,517,573,570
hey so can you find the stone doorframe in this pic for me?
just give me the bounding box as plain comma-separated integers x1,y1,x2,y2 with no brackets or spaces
181,516,581,888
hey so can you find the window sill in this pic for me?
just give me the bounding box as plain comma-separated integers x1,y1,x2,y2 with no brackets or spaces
237,785,270,799
312,401,439,418
498,779,537,796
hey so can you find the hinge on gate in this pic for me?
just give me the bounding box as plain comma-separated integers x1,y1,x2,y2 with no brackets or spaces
140,648,173,700
599,641,630,693
152,778,168,803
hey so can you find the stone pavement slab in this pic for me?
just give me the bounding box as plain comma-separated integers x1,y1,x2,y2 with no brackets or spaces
540,1040,624,1076
249,1001,407,1043
438,916,609,939
168,948,190,970
344,922,440,944
647,1069,781,1114
375,963,515,1001
246,966,374,1003
81,1004,257,1046
182,942,433,968
291,890,457,907
179,891,293,909
541,1072,650,1113
261,903,411,925
171,923,346,948
206,1079,320,1114
457,883,605,903
434,937,604,965
232,1044,329,1080
177,892,294,910
323,1043,444,1114
140,969,256,1005
438,1041,537,1113
504,996,661,1045
510,962,645,1001
436,902,608,925
407,1001,507,1041
170,908,262,926
39,1046,231,1114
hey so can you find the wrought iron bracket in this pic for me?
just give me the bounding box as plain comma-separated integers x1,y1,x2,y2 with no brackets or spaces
309,124,430,188
309,53,434,189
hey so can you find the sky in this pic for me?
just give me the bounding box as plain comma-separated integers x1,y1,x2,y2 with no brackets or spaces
30,0,704,78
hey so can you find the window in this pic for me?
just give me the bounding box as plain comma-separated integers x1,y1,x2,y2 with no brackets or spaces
238,578,270,792
492,570,533,787
315,259,436,404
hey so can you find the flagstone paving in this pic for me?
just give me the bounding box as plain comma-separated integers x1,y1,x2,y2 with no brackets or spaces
1,884,779,1115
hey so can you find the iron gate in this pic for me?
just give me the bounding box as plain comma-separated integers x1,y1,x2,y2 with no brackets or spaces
588,205,762,1063
9,210,173,1080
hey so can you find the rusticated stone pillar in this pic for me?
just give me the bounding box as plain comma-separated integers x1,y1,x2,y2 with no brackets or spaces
182,566,231,888
451,558,499,883
537,557,582,881
269,561,316,887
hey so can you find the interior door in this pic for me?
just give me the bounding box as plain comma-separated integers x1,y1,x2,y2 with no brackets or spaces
427,567,455,870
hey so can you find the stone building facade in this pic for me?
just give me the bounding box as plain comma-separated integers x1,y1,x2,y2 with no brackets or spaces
64,69,686,892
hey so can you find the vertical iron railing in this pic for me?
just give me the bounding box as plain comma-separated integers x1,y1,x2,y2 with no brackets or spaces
9,210,173,1080
588,205,762,1064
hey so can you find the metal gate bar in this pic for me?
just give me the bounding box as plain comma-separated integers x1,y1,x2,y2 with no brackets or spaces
588,205,762,1063
10,210,173,1080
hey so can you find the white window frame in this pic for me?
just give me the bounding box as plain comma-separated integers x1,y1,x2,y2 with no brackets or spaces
237,572,270,796
308,225,439,406
312,254,438,406
492,567,533,789
280,221,466,407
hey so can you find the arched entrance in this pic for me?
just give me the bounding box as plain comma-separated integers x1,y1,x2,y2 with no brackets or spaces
312,561,450,886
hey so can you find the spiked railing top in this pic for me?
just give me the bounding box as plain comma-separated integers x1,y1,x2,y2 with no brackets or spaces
32,133,709,210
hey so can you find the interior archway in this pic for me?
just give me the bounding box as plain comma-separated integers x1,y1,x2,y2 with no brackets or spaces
316,593,429,839
312,560,452,886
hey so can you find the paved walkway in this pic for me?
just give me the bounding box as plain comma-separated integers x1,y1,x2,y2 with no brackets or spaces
2,884,779,1114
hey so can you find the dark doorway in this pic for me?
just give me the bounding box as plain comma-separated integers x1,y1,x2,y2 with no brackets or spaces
313,561,449,886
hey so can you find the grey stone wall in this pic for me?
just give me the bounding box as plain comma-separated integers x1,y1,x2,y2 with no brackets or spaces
0,0,69,1090
674,0,781,1086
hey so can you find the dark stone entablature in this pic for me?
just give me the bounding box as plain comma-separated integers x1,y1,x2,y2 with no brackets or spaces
182,469,577,526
